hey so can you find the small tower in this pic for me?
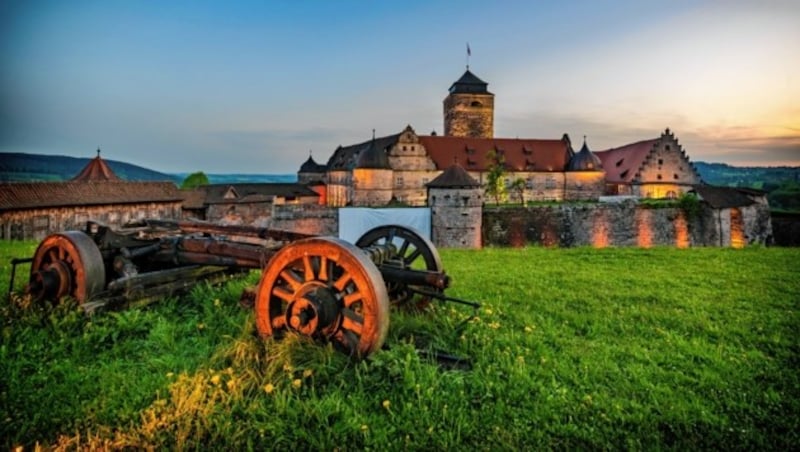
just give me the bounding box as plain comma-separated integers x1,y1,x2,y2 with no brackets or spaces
565,137,606,201
427,163,483,248
71,148,121,181
443,70,494,138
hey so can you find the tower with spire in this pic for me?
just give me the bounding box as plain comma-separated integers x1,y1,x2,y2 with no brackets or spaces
443,67,494,138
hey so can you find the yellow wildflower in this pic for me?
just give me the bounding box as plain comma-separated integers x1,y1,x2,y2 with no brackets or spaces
360,424,369,432
382,399,391,410
210,374,221,385
303,369,313,378
292,378,302,389
263,383,275,394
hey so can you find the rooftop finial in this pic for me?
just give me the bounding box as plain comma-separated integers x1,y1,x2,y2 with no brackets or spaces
583,135,587,145
96,147,101,157
372,128,375,140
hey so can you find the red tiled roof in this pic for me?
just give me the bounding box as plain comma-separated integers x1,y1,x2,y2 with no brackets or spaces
418,136,571,172
594,139,658,183
71,154,121,181
0,181,181,211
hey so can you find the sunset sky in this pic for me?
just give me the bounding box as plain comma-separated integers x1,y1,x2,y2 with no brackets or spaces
1,0,798,174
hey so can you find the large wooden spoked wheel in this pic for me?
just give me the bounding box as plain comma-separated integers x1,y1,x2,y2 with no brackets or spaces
356,225,443,307
255,237,390,358
28,231,106,303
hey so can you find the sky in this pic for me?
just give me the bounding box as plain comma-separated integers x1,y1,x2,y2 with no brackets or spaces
1,0,798,174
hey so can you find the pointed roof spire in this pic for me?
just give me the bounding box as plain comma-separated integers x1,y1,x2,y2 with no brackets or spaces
72,148,121,181
427,163,480,188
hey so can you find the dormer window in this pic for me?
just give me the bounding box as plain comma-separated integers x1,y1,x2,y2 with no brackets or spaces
616,158,624,167
522,146,532,154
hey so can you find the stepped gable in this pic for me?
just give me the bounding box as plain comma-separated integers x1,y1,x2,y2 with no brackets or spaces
427,163,480,188
71,149,121,181
567,138,603,171
448,70,492,94
418,135,571,172
326,133,401,170
0,181,181,211
594,139,659,183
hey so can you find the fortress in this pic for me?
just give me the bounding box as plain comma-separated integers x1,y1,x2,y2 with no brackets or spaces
297,69,703,206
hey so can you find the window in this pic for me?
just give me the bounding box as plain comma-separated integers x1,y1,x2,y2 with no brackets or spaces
674,173,679,180
616,158,624,167
525,178,534,189
545,177,556,189
619,169,629,179
666,145,671,151
402,146,407,151
657,174,662,180
396,177,404,188
471,101,482,107
658,159,663,165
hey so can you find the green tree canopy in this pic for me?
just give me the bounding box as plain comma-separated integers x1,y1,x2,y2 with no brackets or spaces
180,171,210,189
485,149,507,205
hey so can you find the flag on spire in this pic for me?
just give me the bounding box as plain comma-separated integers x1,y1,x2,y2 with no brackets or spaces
467,42,471,56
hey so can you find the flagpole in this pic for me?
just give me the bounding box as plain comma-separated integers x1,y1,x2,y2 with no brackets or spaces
466,42,471,70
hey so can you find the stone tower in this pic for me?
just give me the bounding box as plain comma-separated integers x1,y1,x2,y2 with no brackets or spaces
443,70,494,138
427,163,483,248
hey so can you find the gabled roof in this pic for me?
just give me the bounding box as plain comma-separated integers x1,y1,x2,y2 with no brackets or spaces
449,70,491,94
326,134,400,171
594,139,659,183
299,155,327,173
71,150,121,181
427,164,480,188
0,181,180,211
691,185,758,209
181,188,207,210
200,183,319,204
418,135,571,172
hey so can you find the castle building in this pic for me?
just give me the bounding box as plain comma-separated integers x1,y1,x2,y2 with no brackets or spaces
299,70,700,205
302,69,608,206
595,128,702,198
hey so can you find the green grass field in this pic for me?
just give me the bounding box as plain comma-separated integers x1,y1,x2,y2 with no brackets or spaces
1,241,798,449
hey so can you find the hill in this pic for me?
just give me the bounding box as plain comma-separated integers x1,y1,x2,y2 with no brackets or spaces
0,152,181,183
172,173,297,184
694,161,799,190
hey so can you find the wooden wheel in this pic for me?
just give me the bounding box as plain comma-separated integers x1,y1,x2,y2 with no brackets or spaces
28,231,106,303
254,237,390,358
356,225,443,307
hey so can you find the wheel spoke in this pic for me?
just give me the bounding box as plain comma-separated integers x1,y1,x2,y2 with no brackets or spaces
272,286,294,302
280,269,303,291
343,291,363,307
333,272,352,292
406,248,422,264
397,239,410,258
271,316,286,329
303,255,314,282
342,304,364,339
318,256,329,281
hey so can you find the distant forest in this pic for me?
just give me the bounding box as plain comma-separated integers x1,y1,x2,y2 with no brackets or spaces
1,152,797,211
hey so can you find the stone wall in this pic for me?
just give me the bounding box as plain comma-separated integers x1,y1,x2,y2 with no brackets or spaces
270,205,338,236
0,201,182,240
482,202,772,248
443,92,494,138
429,187,482,248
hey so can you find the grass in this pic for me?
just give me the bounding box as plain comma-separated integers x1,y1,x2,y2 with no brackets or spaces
1,241,798,449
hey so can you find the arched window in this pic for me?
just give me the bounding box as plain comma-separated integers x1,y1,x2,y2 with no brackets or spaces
470,101,482,107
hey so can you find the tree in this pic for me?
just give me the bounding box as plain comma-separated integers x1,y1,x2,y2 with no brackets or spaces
510,178,526,205
485,149,507,205
180,171,210,189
